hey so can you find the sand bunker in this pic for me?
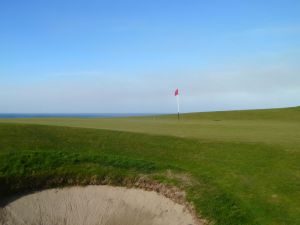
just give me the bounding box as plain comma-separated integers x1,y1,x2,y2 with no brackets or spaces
0,185,200,225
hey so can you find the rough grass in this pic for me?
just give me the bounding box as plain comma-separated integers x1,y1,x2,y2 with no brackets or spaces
1,106,300,225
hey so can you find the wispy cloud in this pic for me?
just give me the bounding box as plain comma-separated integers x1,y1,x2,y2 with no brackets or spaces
1,57,300,113
228,25,300,38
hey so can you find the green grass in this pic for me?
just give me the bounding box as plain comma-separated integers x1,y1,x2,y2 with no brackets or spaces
1,106,300,225
1,106,300,148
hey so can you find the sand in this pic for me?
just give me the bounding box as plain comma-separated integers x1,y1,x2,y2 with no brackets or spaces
0,185,200,225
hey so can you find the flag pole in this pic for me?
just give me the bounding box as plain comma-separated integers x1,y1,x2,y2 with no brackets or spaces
177,94,180,120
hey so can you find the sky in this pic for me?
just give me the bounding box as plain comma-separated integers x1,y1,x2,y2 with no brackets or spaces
1,0,300,113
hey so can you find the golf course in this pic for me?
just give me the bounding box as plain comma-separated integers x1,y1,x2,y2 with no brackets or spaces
0,106,300,225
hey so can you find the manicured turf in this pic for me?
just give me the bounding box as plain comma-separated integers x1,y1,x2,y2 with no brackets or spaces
1,106,300,225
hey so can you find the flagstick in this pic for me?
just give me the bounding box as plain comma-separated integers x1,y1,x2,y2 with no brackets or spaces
177,94,180,120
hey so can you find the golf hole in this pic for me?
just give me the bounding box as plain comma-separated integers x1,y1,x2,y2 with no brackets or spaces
0,185,200,225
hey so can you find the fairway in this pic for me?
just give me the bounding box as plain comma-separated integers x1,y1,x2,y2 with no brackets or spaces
1,106,300,147
1,107,300,225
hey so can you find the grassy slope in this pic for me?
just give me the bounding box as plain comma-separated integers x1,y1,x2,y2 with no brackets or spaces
1,106,300,225
1,106,300,147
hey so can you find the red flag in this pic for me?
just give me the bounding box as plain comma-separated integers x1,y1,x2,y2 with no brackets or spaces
174,88,179,96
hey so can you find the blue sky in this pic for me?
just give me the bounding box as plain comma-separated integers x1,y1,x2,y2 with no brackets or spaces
1,0,300,113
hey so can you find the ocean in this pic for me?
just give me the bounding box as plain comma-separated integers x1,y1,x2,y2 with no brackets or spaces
0,113,158,119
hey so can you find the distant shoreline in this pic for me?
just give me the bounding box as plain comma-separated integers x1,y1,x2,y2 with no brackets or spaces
0,113,160,119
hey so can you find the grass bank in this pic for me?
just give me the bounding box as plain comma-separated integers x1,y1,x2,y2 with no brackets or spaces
1,107,300,224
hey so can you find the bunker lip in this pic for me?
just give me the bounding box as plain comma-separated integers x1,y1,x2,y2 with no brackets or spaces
0,185,203,225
